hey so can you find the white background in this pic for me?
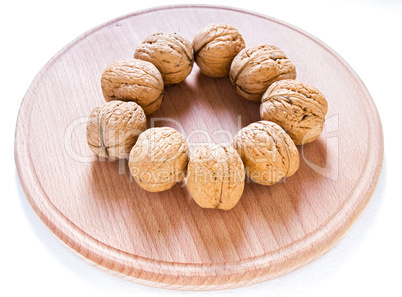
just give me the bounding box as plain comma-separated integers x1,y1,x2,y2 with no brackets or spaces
2,0,401,296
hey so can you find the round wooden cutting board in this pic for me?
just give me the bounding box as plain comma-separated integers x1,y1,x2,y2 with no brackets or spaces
15,5,383,291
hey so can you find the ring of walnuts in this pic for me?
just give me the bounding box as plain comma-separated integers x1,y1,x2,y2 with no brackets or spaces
86,22,328,210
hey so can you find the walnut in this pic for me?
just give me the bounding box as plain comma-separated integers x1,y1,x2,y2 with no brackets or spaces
192,23,245,77
233,121,299,185
134,32,194,86
101,58,164,115
128,127,189,192
86,100,146,160
186,144,245,210
260,79,328,145
229,44,296,102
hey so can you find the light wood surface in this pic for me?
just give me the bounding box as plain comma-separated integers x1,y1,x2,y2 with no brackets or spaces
14,5,383,290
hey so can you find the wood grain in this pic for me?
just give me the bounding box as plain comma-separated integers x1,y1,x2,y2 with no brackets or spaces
14,5,383,290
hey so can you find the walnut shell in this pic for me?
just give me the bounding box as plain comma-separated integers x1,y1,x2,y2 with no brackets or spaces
128,127,189,192
193,23,245,77
101,58,164,115
134,32,194,86
86,100,146,160
260,79,328,145
233,121,299,185
186,144,245,210
229,44,296,102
